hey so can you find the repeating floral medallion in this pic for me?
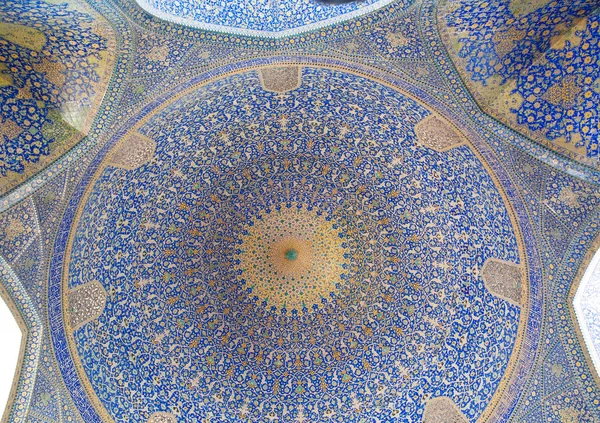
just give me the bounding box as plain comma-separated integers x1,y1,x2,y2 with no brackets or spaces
63,67,526,422
1,0,599,420
0,0,116,195
132,0,403,37
237,204,350,314
438,0,600,168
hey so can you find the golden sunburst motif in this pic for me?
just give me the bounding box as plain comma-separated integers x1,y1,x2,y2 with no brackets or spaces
237,204,349,314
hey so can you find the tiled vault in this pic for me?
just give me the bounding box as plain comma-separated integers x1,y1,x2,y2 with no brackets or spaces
0,0,599,422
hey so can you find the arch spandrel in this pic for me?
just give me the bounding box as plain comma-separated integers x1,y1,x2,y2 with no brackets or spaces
439,0,600,169
0,0,116,195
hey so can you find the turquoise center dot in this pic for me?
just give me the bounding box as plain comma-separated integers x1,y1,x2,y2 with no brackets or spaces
285,249,298,261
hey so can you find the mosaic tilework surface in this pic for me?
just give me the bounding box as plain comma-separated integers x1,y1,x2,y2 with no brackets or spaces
424,0,600,417
1,0,600,421
0,144,102,422
0,192,88,423
0,0,115,196
237,205,350,313
440,0,600,167
508,209,600,423
66,67,522,422
134,0,402,37
0,256,42,423
4,0,597,214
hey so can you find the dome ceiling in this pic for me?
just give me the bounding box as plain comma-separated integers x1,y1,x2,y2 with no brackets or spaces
1,0,600,422
63,66,524,422
132,0,401,37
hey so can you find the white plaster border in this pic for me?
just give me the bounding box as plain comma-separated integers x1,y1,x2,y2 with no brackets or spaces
0,256,43,423
573,245,600,375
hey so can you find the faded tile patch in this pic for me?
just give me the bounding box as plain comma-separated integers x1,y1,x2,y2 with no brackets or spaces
481,258,523,306
148,412,176,423
110,133,157,170
259,66,302,93
422,396,468,423
415,114,465,152
68,280,107,330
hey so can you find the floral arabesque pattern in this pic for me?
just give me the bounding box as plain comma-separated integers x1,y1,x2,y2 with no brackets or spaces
0,0,112,191
441,0,600,164
67,67,522,423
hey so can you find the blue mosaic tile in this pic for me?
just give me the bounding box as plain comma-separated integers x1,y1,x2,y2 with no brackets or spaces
32,171,67,230
362,11,427,60
517,405,545,423
132,29,195,76
134,0,404,37
29,370,61,422
542,341,574,398
321,37,384,60
441,0,600,167
0,0,115,195
13,239,45,313
0,198,37,262
542,384,599,423
1,0,599,422
64,67,521,422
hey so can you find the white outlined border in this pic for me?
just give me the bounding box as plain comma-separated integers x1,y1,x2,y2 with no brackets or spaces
0,254,43,423
573,245,600,374
0,296,22,422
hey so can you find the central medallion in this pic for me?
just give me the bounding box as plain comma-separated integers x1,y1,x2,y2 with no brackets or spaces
285,249,298,261
237,203,348,314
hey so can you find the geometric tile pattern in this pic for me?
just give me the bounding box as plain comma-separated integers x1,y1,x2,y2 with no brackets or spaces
0,255,43,423
132,0,405,37
362,10,428,60
237,205,349,313
0,198,37,264
1,0,600,423
65,67,522,423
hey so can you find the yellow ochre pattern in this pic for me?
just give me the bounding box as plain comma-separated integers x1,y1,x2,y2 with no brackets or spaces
237,204,348,314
